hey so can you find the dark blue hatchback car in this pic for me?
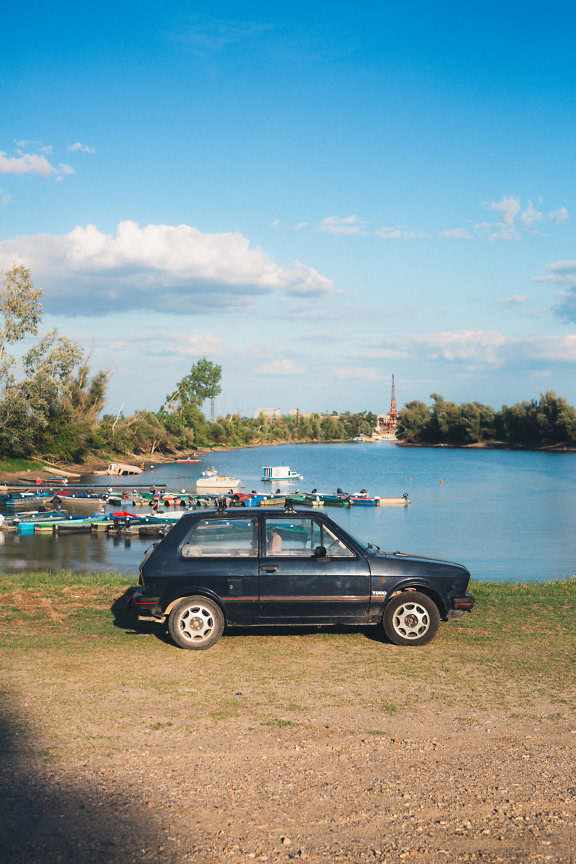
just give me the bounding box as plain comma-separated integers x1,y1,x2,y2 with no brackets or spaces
132,506,474,649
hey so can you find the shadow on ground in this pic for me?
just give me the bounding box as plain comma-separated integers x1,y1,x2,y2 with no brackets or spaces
0,697,168,863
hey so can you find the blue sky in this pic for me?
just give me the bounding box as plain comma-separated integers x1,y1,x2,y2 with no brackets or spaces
1,0,576,417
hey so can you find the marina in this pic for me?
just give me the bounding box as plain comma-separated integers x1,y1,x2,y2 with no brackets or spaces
1,441,576,582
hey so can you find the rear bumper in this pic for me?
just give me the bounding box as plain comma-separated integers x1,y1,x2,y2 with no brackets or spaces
131,586,163,618
447,592,475,619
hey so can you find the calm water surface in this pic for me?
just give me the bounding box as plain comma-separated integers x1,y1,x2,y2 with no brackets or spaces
2,442,575,582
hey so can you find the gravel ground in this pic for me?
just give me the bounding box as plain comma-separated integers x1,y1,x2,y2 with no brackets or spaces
1,585,575,863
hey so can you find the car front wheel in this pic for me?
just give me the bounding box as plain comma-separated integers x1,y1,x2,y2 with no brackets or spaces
168,596,225,650
383,591,440,646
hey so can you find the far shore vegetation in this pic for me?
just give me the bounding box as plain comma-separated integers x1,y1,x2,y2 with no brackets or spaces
3,265,576,467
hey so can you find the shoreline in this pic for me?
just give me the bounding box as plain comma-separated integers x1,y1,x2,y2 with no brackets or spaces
3,436,576,484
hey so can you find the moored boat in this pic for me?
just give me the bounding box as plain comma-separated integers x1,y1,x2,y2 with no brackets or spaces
196,475,240,490
261,466,303,482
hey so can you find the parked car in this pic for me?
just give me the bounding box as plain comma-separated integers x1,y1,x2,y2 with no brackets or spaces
132,506,474,649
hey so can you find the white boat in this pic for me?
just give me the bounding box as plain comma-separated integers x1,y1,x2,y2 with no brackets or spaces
196,475,240,490
202,466,217,477
261,466,303,482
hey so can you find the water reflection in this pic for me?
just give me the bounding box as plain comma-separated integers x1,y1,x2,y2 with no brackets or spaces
2,444,576,582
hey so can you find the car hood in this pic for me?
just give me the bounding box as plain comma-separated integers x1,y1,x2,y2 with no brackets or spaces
367,549,470,578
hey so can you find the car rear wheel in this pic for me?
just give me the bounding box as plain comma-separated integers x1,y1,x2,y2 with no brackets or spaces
168,596,224,650
383,591,440,646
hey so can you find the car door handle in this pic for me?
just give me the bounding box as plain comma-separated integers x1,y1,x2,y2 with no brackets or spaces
262,565,279,573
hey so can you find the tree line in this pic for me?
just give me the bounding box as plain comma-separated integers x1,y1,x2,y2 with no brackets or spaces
397,393,576,448
0,266,377,462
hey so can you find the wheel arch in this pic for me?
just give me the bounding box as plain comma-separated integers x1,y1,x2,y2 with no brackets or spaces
164,589,227,621
385,583,447,619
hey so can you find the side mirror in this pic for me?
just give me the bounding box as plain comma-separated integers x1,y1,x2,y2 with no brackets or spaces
314,545,327,559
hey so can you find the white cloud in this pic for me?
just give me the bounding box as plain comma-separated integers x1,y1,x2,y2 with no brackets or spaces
269,218,280,227
255,358,306,375
58,163,75,175
333,367,385,381
0,221,335,315
545,260,576,274
375,225,431,239
547,207,569,224
534,260,576,323
0,188,11,206
319,215,363,235
376,329,576,367
519,201,543,227
439,227,473,239
0,150,56,177
497,294,529,307
487,195,521,225
294,222,308,230
67,142,96,154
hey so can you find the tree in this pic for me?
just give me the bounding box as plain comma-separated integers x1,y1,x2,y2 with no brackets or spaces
0,265,42,376
163,358,222,413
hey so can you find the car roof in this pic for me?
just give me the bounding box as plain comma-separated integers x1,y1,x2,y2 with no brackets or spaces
181,507,321,520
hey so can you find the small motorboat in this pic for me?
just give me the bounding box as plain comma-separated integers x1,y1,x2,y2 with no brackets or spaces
196,475,240,490
202,466,217,477
261,466,303,482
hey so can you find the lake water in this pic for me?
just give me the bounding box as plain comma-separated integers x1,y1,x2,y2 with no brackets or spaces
2,442,576,583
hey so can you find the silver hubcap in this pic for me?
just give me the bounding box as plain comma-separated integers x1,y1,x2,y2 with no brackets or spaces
392,601,430,640
178,604,214,643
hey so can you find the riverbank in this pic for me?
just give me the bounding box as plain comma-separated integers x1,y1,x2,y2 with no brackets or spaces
1,573,575,863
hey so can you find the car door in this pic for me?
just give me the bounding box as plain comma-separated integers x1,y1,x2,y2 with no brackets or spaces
258,515,370,621
177,516,260,623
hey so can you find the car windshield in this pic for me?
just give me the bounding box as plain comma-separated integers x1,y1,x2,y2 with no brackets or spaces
340,528,380,553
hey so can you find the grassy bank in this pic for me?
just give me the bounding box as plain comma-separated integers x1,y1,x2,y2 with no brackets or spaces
1,572,574,715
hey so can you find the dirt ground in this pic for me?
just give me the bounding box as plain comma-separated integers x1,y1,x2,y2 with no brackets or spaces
1,583,575,864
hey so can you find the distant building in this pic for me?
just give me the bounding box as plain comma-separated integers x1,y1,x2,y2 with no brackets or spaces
376,375,399,435
253,408,282,419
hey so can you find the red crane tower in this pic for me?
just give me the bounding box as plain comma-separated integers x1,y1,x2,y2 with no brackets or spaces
388,374,398,429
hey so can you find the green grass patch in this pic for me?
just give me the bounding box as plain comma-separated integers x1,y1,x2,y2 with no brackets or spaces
0,458,45,474
0,569,134,589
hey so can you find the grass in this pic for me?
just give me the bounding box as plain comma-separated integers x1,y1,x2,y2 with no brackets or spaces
0,457,46,474
0,571,575,755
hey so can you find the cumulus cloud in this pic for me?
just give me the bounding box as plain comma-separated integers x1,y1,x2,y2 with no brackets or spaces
319,215,364,235
67,142,96,154
519,201,543,227
115,331,222,356
547,207,569,224
0,221,335,315
534,261,576,322
0,150,57,177
487,195,521,225
255,359,306,376
439,227,473,239
376,329,576,367
375,226,431,239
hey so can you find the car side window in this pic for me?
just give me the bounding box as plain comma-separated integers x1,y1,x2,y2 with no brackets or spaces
264,518,321,556
181,519,259,558
264,518,355,557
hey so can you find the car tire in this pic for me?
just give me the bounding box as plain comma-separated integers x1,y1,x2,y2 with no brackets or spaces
382,591,440,646
168,596,225,650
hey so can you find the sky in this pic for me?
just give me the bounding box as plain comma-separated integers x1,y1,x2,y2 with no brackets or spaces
1,0,576,418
